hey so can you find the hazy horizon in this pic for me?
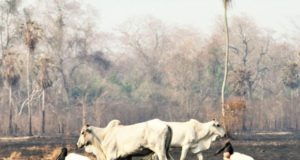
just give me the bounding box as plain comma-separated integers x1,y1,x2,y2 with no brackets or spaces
20,0,300,39
87,0,300,38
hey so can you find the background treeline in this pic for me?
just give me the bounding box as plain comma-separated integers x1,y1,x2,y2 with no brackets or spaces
0,0,299,136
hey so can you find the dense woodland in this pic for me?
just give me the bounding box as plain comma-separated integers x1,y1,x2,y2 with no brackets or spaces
0,0,300,136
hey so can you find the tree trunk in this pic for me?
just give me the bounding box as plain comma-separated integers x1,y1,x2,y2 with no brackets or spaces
8,86,13,135
221,3,230,132
296,89,299,130
82,95,87,126
291,90,293,130
0,27,3,55
242,109,247,131
41,89,45,134
28,108,32,135
27,49,32,136
291,90,297,130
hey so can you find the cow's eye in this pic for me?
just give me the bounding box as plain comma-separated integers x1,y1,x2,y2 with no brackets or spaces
81,132,84,135
216,124,220,127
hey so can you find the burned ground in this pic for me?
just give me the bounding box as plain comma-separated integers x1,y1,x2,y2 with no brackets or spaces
0,133,299,160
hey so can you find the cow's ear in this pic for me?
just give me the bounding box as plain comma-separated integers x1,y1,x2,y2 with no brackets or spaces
86,127,92,133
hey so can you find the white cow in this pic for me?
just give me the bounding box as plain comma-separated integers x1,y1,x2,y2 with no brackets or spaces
164,119,226,160
230,152,254,160
56,147,91,160
214,140,254,160
77,119,172,160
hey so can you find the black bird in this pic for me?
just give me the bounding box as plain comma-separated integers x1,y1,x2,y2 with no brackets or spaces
214,139,234,156
214,139,255,160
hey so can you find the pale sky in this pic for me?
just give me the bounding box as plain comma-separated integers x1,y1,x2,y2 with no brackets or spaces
21,0,300,37
86,0,300,37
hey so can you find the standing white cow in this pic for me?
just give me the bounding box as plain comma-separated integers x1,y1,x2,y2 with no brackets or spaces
164,119,226,160
77,119,172,160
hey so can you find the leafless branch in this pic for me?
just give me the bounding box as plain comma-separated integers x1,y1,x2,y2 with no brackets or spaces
18,86,43,115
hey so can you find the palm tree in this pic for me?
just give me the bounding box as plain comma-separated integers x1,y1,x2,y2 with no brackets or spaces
21,20,42,136
221,0,232,131
2,51,20,135
37,55,52,134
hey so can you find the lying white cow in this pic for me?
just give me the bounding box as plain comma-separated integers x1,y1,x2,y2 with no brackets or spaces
56,147,91,160
77,119,172,160
164,119,226,160
214,140,254,160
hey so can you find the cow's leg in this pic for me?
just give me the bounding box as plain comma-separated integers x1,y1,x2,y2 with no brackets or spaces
152,154,159,160
179,146,189,160
155,151,167,160
153,148,167,160
105,154,116,160
167,152,174,160
196,153,203,160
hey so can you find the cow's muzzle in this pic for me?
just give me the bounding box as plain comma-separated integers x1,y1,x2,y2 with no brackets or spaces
77,143,84,149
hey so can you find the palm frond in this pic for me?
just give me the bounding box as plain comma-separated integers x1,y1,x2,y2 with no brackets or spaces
37,55,53,89
2,51,20,86
21,20,43,52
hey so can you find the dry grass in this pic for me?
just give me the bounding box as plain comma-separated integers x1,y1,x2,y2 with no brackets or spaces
256,131,292,135
0,136,34,141
48,147,61,160
9,151,22,160
26,145,49,152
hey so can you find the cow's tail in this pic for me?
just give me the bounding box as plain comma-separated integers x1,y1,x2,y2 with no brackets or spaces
165,125,174,160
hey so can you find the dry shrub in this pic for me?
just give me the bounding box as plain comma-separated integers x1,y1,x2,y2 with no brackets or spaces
9,151,22,160
225,97,246,111
48,147,62,160
224,97,247,133
39,145,49,152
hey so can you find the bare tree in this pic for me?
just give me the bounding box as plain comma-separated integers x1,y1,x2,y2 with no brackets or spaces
221,0,232,131
0,0,20,56
37,55,52,134
2,50,20,134
21,20,42,136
